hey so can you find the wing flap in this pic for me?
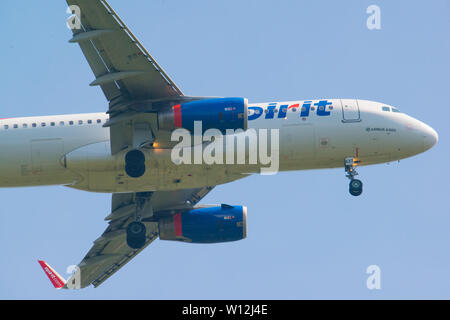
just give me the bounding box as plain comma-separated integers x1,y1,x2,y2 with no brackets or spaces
76,39,123,101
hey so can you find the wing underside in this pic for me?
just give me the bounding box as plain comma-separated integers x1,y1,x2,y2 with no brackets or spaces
72,187,213,288
66,0,183,104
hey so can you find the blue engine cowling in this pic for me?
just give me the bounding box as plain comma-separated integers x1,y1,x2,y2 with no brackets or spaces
158,97,248,134
159,204,247,243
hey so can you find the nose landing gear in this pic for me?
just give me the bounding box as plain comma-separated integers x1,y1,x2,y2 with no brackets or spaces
345,157,363,196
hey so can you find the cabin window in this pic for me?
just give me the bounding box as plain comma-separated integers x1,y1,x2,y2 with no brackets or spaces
32,123,37,128
87,120,92,124
60,121,65,126
4,125,8,129
97,119,101,124
41,123,46,127
78,120,83,125
50,122,55,126
392,108,401,113
382,106,390,112
23,124,27,128
13,124,18,129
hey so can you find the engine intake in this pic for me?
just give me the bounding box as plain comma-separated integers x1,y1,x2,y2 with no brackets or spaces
159,204,247,243
158,97,248,134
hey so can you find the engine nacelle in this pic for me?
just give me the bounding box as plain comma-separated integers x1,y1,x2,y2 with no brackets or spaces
159,204,247,243
158,97,248,134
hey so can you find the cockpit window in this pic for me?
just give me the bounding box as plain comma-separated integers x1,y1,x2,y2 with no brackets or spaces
392,107,401,113
382,106,390,112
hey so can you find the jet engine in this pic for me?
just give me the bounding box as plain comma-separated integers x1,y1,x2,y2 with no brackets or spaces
159,204,247,243
158,97,248,134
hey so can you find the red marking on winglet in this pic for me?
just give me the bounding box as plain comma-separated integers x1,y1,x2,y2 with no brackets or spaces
38,260,66,289
173,104,182,128
174,213,183,237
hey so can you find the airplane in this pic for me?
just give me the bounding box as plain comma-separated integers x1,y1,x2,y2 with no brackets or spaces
1,0,437,289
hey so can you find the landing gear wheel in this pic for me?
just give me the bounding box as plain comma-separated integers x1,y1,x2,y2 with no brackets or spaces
349,179,363,197
345,157,364,196
126,221,147,249
125,149,146,178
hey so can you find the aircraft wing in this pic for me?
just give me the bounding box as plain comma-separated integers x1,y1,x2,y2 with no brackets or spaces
66,0,183,105
66,187,213,289
66,0,213,154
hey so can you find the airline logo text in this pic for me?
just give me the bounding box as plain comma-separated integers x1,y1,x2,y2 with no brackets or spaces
248,100,333,121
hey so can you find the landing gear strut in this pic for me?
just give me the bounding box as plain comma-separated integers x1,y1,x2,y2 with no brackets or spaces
345,157,363,196
126,192,153,249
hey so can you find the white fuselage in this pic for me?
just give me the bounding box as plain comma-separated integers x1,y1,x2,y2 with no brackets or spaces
0,99,437,193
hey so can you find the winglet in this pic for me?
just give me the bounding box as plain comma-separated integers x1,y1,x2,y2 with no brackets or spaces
38,260,66,289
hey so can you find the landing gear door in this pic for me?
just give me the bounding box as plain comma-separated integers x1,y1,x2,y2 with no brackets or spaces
340,99,361,123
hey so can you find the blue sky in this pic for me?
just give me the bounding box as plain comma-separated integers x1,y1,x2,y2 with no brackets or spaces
0,0,449,299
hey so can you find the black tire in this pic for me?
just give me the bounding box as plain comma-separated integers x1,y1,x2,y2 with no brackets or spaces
125,163,146,178
125,149,146,178
126,221,147,249
349,179,363,196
